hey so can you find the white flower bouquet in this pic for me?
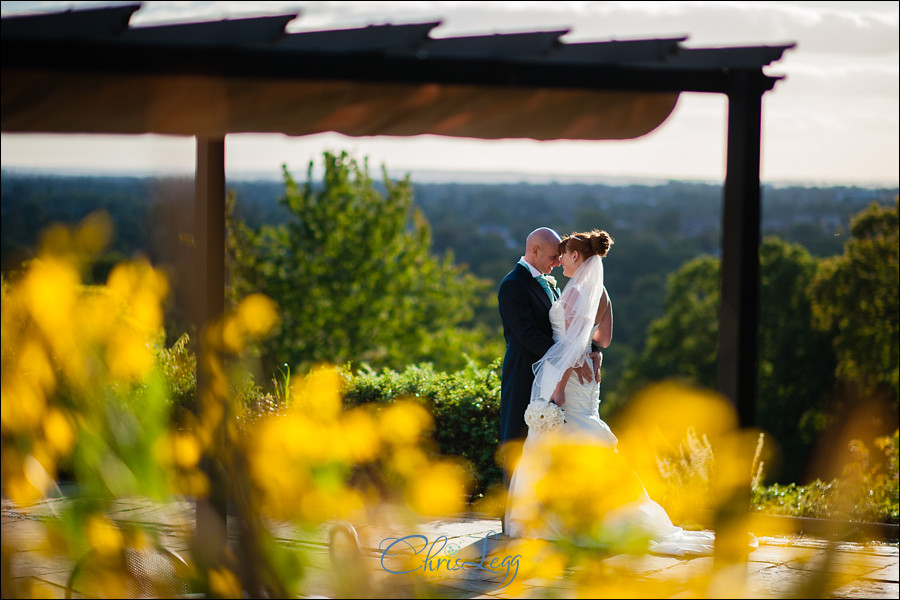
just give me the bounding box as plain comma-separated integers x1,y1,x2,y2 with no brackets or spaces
524,400,566,433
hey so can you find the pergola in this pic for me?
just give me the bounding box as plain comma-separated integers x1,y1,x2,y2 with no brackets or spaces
2,1,793,541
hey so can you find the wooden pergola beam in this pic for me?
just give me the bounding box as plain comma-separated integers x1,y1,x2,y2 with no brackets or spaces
719,72,763,429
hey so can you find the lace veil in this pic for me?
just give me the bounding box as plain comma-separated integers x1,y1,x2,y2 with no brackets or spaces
530,254,605,405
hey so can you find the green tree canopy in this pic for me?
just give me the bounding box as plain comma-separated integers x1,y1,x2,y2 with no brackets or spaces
809,199,899,414
617,253,721,397
617,237,838,482
227,151,497,374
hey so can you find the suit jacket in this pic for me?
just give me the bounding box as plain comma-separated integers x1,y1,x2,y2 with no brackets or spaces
498,263,558,444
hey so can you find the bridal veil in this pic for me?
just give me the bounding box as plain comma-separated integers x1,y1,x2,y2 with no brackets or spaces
530,254,606,406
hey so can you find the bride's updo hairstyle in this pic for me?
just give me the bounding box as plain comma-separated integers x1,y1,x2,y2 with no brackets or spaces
559,229,614,258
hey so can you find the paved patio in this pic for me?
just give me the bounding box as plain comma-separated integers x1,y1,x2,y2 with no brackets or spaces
3,495,897,599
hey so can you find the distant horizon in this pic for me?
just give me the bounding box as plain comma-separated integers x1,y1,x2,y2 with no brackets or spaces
1,2,897,189
2,164,897,191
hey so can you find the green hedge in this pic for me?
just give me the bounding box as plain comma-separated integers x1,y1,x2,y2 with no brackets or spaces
155,340,898,524
343,360,503,500
752,429,899,525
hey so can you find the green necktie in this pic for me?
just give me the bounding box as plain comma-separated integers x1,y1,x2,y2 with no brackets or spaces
535,274,554,302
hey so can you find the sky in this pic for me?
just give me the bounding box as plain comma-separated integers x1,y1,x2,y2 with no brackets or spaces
1,1,898,187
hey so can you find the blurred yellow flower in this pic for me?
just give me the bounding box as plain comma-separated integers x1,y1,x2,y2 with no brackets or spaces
300,486,365,522
86,514,124,556
18,579,58,600
222,318,246,354
340,407,381,463
172,432,203,469
236,293,278,337
80,288,119,345
711,430,759,498
209,567,242,599
1,376,47,434
535,442,647,534
615,382,738,508
292,365,343,421
501,538,559,596
17,338,56,397
106,329,154,381
21,257,79,343
389,446,429,478
405,460,467,516
106,259,168,333
2,450,55,506
380,400,433,445
42,408,75,457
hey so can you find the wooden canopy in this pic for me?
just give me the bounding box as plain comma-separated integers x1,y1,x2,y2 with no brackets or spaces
2,3,790,141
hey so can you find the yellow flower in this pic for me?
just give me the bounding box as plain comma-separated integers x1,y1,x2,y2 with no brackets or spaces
1,376,48,434
105,328,154,381
340,407,381,463
615,382,737,503
42,408,75,457
22,258,79,343
379,400,432,445
160,431,203,470
291,365,344,422
236,293,278,337
106,259,168,333
86,514,124,556
209,567,242,599
405,460,468,516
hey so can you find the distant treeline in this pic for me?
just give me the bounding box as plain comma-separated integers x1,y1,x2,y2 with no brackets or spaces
1,170,896,411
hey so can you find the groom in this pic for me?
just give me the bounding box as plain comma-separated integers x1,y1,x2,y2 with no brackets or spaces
497,227,562,506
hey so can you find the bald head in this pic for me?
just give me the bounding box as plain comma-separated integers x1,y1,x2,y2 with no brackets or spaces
524,227,562,275
525,227,561,252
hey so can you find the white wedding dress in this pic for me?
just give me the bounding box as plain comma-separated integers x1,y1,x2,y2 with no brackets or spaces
504,303,717,557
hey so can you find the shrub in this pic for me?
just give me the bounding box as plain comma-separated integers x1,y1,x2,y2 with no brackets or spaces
343,359,503,499
155,332,196,414
751,430,899,525
153,342,900,525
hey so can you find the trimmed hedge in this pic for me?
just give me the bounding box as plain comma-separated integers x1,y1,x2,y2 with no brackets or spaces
156,338,898,524
343,360,503,499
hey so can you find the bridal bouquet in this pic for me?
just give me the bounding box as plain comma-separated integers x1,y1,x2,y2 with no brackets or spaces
524,400,566,433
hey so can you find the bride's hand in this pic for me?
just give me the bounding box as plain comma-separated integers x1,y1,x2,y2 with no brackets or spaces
551,390,565,407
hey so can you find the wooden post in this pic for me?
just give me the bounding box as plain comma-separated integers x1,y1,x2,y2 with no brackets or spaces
718,72,762,429
714,71,762,578
193,136,228,567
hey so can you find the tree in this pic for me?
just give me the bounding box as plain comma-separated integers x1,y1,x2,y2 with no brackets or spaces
227,151,497,374
617,237,838,482
809,199,899,419
756,238,837,480
617,254,720,399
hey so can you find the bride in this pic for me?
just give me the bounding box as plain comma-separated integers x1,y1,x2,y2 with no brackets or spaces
504,229,716,557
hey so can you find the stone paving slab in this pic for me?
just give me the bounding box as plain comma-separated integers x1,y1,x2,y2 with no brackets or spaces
3,495,897,599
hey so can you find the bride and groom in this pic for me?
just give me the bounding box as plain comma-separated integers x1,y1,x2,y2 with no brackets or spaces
498,227,715,556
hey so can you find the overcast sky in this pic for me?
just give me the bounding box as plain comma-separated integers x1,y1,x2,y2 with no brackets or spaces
1,1,898,186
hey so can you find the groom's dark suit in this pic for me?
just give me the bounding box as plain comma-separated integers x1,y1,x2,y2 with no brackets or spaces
498,263,558,471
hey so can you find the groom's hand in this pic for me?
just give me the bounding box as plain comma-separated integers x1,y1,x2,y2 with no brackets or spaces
576,351,603,383
589,350,602,383
578,350,603,383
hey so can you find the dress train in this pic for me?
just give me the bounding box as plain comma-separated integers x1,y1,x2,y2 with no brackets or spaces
504,374,717,557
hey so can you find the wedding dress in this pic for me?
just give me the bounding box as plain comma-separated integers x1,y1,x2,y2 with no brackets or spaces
504,256,716,557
